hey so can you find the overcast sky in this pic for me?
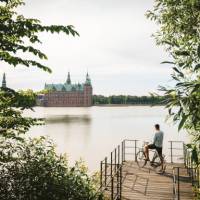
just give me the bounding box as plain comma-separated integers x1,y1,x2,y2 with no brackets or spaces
0,0,172,95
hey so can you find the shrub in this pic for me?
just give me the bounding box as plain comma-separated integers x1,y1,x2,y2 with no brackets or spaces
0,136,102,200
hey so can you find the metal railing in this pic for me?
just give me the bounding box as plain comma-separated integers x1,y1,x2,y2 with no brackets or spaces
100,139,138,199
168,141,185,164
172,166,191,200
184,144,200,192
122,139,139,162
100,139,198,200
100,146,122,200
173,167,180,200
172,143,200,199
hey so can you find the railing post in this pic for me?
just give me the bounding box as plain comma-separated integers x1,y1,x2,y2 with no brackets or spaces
100,161,103,188
173,169,175,197
186,151,189,174
177,167,180,200
105,157,107,187
198,167,200,189
134,140,137,162
116,164,119,199
170,141,173,163
115,148,117,173
111,177,114,200
118,145,120,165
120,165,122,199
111,152,113,178
123,140,125,162
188,152,191,176
183,142,186,167
121,141,123,164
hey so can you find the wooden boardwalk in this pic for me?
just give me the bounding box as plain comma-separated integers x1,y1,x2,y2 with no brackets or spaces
121,161,193,200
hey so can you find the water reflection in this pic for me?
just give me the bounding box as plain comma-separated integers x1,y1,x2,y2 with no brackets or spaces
26,106,188,172
45,114,91,124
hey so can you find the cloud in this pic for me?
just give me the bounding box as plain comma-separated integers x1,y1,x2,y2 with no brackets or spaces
1,0,172,95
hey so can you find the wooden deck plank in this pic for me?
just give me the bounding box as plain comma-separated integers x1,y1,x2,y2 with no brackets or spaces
121,161,193,200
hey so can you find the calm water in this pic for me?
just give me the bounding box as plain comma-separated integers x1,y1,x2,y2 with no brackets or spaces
25,106,188,171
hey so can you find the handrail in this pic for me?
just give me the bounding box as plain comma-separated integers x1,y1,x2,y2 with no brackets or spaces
100,139,138,199
100,139,197,199
123,139,139,162
100,163,122,200
175,143,200,198
173,166,198,200
184,143,200,189
172,167,177,199
95,162,122,199
173,167,180,200
168,141,185,163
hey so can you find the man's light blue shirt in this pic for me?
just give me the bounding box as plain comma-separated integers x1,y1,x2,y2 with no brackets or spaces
153,131,164,148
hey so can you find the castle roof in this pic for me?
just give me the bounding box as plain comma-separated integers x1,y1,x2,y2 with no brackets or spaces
45,72,91,92
45,83,84,92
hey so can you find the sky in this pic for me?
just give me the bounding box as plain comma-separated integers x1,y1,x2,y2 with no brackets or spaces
1,0,172,95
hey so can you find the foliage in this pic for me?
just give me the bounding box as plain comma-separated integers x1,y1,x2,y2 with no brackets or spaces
93,95,165,105
146,0,200,134
0,0,103,199
0,136,102,200
0,87,42,138
147,1,200,196
0,86,103,199
0,0,79,73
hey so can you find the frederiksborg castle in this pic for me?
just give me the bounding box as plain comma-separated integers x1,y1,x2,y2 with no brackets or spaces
37,72,93,107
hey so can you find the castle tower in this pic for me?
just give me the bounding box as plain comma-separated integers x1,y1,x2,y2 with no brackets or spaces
2,73,6,88
85,72,91,85
83,72,92,106
66,72,71,84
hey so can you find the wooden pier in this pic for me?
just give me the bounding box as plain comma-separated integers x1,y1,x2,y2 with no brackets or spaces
100,140,196,200
121,161,193,200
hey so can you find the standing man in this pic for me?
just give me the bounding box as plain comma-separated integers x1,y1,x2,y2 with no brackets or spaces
144,124,164,167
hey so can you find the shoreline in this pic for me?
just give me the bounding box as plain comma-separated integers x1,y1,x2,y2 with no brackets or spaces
34,104,164,108
93,104,164,107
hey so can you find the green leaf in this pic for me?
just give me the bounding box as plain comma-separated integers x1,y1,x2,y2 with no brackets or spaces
194,64,200,71
161,61,175,65
178,114,188,131
172,74,179,81
186,144,192,149
197,44,200,58
173,67,184,77
178,63,185,67
175,51,190,56
191,146,198,165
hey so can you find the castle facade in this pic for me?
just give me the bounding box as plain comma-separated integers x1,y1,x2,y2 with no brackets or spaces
38,73,93,107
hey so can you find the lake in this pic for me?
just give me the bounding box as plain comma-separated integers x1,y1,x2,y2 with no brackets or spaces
25,106,188,171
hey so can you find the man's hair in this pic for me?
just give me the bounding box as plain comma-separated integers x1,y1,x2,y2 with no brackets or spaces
155,124,160,130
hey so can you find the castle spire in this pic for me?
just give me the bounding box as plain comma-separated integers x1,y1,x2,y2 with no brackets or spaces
85,72,91,85
66,72,71,84
2,73,6,88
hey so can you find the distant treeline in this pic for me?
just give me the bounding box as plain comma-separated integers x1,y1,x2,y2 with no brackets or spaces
93,95,165,105
35,89,166,106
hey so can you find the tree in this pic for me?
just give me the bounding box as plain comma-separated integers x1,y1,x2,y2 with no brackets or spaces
0,136,101,200
146,0,200,134
0,1,102,199
0,87,41,138
147,0,200,183
92,95,164,105
0,0,79,73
